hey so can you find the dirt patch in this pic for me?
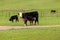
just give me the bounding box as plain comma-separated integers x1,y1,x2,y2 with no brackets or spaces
0,25,60,30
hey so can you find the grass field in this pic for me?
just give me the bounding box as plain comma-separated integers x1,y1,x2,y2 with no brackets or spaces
0,0,60,26
0,0,60,40
0,27,60,40
0,0,60,10
0,11,60,26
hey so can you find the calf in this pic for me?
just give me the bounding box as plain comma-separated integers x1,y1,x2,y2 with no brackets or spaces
9,15,19,22
51,10,56,13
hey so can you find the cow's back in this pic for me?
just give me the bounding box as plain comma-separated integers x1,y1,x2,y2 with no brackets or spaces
22,11,38,21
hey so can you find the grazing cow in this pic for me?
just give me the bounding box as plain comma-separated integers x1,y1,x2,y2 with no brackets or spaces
19,11,39,26
51,10,56,13
9,15,19,22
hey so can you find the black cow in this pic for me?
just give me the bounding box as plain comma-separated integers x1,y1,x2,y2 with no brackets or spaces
19,11,39,26
51,10,56,13
9,15,19,22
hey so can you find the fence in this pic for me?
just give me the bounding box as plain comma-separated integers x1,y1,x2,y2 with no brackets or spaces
0,9,60,26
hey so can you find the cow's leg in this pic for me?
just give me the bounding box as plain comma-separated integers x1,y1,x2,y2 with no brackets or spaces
32,21,33,24
12,20,13,22
32,17,36,25
25,20,27,26
35,20,39,25
17,17,19,22
30,21,33,25
24,19,27,26
35,20,36,25
16,18,19,22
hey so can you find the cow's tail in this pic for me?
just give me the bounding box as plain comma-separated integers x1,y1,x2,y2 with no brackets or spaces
36,12,39,24
36,17,39,24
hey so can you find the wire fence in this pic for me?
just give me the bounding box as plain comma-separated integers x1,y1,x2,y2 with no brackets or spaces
0,9,60,26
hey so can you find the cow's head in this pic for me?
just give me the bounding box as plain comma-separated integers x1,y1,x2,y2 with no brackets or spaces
9,18,12,21
19,12,22,17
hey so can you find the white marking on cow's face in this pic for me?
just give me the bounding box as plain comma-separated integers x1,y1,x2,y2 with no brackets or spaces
19,12,22,17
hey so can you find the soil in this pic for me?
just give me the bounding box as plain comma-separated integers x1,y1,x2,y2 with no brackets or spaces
0,25,60,30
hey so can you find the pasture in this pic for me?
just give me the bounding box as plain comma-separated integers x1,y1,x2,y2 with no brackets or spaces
0,0,60,40
0,0,60,10
0,0,60,26
0,27,60,40
0,10,60,26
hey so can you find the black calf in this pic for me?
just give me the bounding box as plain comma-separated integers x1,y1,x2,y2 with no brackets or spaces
51,10,56,13
9,15,19,22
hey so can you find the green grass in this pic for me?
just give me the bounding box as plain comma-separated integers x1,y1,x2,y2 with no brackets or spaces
40,16,60,25
0,27,60,40
0,0,60,26
0,0,60,10
0,11,60,26
0,0,60,40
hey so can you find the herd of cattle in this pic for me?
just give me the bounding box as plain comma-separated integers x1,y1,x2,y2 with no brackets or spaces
9,11,39,26
9,10,56,26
